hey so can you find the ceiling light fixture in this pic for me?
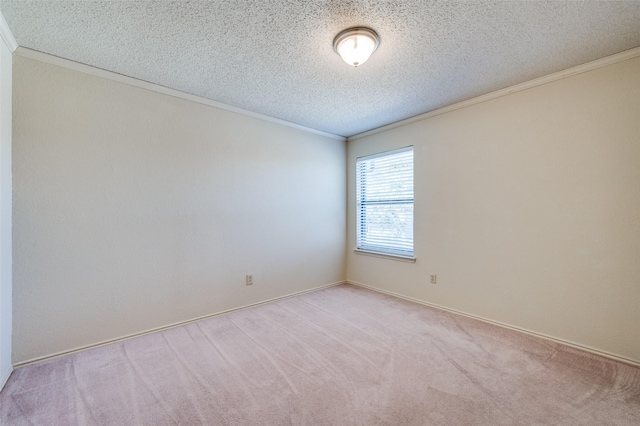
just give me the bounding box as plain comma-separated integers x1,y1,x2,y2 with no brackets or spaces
333,27,380,67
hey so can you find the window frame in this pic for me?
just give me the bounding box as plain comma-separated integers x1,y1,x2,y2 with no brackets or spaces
355,146,415,262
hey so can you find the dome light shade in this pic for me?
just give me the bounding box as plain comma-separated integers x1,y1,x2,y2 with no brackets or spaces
333,27,380,67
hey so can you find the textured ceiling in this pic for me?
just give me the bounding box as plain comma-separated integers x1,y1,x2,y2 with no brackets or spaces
2,1,640,137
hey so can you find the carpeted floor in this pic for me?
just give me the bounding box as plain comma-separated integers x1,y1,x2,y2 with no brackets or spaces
1,284,639,425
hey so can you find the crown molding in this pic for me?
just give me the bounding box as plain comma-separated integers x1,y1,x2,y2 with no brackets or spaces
8,33,639,143
14,47,346,141
0,11,17,52
348,45,640,141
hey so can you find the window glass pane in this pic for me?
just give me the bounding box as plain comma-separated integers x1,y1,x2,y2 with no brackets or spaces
358,203,414,253
356,147,414,256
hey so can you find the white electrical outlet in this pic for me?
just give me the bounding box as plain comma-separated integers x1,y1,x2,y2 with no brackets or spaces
246,275,253,286
430,275,437,284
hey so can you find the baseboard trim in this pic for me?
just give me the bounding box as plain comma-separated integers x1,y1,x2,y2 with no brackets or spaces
14,281,346,368
347,280,640,368
0,365,12,392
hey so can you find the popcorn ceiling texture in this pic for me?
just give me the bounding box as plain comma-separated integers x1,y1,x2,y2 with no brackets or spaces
2,0,640,136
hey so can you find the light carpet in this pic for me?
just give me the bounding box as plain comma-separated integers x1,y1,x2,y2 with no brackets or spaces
1,284,639,425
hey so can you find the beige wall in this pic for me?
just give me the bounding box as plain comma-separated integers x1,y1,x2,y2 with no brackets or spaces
347,56,640,363
0,37,12,386
13,56,346,363
11,51,640,366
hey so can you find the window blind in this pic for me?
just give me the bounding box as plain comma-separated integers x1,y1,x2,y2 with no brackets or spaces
356,146,414,257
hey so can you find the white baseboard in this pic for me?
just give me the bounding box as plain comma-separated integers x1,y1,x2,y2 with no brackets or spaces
14,281,346,368
347,280,640,368
0,365,12,392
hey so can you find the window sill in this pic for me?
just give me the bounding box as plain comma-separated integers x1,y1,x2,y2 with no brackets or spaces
353,249,416,263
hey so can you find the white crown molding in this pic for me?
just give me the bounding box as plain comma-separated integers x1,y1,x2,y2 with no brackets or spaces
10,42,640,142
14,47,346,142
0,11,17,52
348,45,640,141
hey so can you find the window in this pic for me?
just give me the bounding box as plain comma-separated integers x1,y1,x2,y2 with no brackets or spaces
356,146,414,259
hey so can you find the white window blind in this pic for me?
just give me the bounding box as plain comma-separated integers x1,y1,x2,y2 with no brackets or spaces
356,146,414,257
